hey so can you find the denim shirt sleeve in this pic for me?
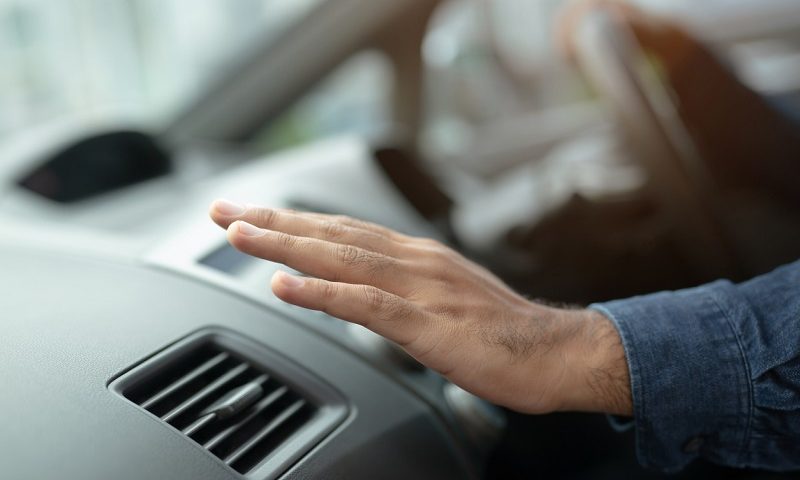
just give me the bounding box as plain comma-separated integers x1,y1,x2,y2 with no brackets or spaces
590,260,800,473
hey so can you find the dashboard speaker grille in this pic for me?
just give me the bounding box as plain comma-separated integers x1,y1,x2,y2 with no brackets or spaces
109,329,347,478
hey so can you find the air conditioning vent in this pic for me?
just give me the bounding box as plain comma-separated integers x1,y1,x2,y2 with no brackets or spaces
110,329,348,478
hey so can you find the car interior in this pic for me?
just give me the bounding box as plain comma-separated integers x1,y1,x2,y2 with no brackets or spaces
1,0,799,478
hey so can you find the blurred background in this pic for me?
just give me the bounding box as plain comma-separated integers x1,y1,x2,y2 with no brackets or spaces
4,0,800,156
0,0,319,137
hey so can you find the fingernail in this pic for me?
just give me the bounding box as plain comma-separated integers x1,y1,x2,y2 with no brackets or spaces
214,199,246,216
235,221,265,237
278,271,304,288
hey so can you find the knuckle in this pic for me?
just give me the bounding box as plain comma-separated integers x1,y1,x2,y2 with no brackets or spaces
321,221,347,240
432,244,460,264
362,285,386,311
370,289,404,318
337,214,376,232
319,281,339,301
255,208,279,227
332,214,354,225
336,244,362,266
275,232,297,250
361,287,410,323
383,298,414,325
430,241,453,256
352,219,374,231
414,250,453,280
418,238,445,249
416,239,450,259
428,302,462,322
358,250,397,283
368,253,395,274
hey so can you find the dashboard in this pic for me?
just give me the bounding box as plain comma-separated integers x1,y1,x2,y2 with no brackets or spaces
0,132,503,479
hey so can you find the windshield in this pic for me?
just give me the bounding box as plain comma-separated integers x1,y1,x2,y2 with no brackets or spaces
0,0,320,142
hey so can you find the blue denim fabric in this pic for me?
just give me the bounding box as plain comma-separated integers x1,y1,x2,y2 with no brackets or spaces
591,260,800,473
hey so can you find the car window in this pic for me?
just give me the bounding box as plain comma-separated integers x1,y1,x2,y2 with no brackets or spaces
0,0,321,145
252,50,394,153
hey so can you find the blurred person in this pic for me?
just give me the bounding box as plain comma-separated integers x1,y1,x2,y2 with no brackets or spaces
557,0,800,208
207,1,800,474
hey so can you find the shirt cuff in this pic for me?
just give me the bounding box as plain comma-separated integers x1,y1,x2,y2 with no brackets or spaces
590,280,752,472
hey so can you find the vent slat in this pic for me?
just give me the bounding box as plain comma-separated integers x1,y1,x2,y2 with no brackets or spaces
112,334,344,477
223,399,306,466
161,362,249,423
202,385,288,450
140,352,230,410
182,413,216,436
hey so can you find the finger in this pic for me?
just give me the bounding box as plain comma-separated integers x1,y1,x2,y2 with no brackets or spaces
209,200,401,255
295,211,411,242
554,0,637,62
555,0,601,61
209,199,248,228
271,270,422,346
227,221,407,291
209,198,405,239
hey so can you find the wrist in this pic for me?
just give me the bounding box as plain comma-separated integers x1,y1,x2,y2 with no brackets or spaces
556,309,632,415
495,303,631,416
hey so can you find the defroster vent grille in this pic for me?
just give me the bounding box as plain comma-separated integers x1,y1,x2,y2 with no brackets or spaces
109,329,347,478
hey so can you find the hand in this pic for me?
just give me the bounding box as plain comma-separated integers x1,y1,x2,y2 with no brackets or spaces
209,200,632,415
555,0,693,70
556,0,639,62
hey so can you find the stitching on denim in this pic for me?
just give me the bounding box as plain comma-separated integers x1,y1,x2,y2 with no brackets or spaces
709,288,754,467
593,304,650,467
626,307,649,467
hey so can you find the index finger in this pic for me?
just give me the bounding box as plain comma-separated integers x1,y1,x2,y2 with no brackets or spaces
210,200,408,241
209,201,404,255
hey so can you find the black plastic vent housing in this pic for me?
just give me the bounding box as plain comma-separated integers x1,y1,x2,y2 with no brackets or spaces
109,329,348,478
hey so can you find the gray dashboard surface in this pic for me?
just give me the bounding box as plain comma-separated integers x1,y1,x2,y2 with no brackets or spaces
0,244,473,479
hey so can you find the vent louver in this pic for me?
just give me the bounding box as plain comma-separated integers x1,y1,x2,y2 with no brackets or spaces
110,330,347,478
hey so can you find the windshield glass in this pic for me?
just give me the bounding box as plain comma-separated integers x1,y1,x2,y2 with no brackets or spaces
0,0,320,142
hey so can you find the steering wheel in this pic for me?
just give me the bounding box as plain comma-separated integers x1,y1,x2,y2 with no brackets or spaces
572,10,739,278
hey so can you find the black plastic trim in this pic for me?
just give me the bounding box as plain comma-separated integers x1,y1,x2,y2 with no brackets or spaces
109,327,349,479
